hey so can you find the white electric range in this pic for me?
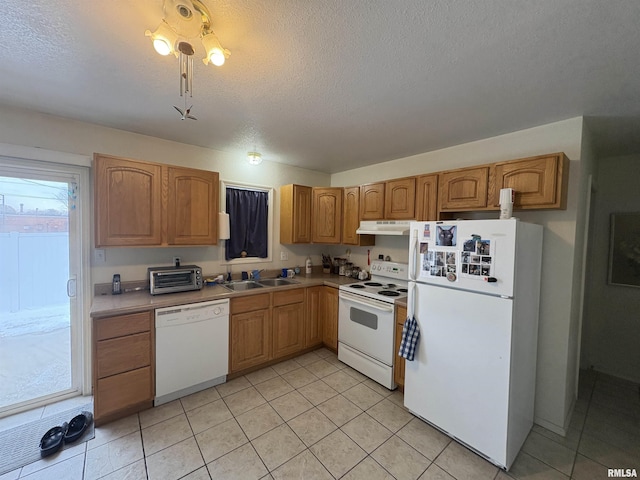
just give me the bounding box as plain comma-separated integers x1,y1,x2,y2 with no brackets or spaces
338,260,408,389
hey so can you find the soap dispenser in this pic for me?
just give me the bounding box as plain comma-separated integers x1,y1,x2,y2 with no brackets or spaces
305,255,312,275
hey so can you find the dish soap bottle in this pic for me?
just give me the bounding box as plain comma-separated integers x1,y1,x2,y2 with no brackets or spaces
305,255,312,275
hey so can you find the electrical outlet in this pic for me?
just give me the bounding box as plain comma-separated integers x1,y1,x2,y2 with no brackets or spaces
94,249,106,264
280,251,288,261
173,256,181,266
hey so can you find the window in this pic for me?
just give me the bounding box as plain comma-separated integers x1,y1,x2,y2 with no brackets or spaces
221,181,273,264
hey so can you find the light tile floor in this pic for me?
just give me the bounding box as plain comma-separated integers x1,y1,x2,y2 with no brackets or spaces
1,349,638,479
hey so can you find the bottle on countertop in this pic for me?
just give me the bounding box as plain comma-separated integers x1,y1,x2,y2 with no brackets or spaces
305,255,312,275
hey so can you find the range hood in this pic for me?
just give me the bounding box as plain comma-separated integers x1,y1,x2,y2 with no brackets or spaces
356,220,412,236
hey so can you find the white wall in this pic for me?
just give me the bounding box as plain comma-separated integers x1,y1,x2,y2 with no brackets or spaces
582,154,640,383
0,105,331,284
331,117,586,434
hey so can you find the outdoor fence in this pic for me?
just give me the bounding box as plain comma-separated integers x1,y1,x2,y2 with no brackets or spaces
0,232,69,312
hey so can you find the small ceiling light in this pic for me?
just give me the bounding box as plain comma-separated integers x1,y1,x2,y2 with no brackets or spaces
247,152,263,165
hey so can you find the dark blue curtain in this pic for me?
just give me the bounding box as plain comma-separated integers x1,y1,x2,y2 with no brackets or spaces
225,188,268,260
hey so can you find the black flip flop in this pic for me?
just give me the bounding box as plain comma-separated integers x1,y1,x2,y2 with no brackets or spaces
39,422,68,457
64,411,93,443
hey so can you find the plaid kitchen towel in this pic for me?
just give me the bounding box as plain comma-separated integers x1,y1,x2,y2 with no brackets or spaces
399,315,420,361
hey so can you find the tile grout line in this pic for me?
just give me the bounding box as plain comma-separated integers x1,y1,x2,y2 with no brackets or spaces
568,372,595,479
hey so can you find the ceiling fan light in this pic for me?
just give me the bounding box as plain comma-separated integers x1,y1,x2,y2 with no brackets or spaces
202,32,230,66
153,38,172,56
145,22,178,56
210,48,226,66
247,152,262,165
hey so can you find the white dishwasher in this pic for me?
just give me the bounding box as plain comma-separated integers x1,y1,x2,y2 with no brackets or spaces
155,299,229,406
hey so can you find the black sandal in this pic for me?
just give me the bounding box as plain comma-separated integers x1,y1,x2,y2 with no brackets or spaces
39,422,68,457
64,411,93,443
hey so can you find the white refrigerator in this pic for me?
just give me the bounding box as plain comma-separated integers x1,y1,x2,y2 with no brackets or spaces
405,219,543,470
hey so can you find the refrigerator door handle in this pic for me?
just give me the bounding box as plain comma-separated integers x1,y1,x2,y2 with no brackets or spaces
409,230,418,281
407,281,416,319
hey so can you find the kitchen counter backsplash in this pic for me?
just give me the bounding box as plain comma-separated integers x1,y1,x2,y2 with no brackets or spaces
91,271,358,318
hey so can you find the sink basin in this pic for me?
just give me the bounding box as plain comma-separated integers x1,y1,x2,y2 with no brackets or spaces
258,278,299,287
223,281,264,291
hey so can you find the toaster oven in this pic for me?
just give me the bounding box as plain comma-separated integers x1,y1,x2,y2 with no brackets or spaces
148,265,203,295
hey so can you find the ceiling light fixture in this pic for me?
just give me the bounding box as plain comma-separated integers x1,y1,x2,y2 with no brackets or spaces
247,152,263,165
145,0,230,118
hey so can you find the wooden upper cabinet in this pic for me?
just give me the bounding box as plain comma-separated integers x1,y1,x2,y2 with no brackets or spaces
280,184,312,244
94,154,219,247
167,166,218,245
415,174,439,221
312,187,342,244
384,177,416,219
438,166,489,211
95,154,163,247
342,186,375,246
360,183,385,220
490,153,569,209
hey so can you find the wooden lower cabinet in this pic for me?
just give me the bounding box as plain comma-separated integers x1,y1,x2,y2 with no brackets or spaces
230,294,272,373
305,286,324,347
272,289,306,359
321,286,339,351
96,367,153,420
93,311,154,425
230,288,334,375
394,305,407,390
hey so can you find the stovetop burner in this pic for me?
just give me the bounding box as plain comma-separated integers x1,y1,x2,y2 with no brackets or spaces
378,290,400,297
339,260,409,304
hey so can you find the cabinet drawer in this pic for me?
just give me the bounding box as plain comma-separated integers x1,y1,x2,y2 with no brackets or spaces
95,311,151,341
231,293,270,314
95,367,153,418
272,288,305,307
96,332,151,378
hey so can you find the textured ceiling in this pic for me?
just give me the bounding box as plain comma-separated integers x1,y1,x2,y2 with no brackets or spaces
1,0,639,173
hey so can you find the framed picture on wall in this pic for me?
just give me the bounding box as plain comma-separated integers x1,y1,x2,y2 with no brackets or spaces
608,212,640,288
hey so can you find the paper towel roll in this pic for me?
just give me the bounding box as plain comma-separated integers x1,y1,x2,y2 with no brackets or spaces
499,188,514,219
218,212,230,240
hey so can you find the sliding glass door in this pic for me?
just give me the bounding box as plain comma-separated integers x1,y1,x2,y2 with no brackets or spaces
0,160,85,415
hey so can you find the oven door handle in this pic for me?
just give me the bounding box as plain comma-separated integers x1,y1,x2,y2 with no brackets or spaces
339,291,395,313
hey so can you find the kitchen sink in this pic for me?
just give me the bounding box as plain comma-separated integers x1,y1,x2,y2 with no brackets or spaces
258,278,299,287
223,281,264,291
